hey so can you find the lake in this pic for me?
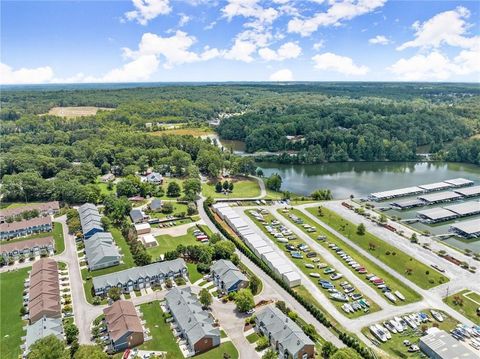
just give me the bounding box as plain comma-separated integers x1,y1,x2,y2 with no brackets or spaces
258,162,480,198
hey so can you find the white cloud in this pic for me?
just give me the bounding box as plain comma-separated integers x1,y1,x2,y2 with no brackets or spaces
389,49,480,81
224,39,257,62
258,42,302,61
312,52,369,75
313,40,325,50
397,7,478,50
84,55,160,82
178,14,191,27
369,35,390,45
0,63,54,84
124,31,221,69
288,0,387,36
124,0,171,25
269,68,293,81
222,0,279,24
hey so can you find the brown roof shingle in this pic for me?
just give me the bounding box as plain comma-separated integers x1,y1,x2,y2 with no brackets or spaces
0,201,59,218
0,236,53,254
103,300,143,342
0,216,52,233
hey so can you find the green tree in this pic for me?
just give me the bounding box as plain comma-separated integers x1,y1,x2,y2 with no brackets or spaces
108,287,121,301
213,241,235,260
234,288,255,312
167,181,181,197
73,345,109,359
379,213,388,223
330,348,361,359
356,223,366,235
183,178,202,201
27,335,68,359
199,288,212,308
161,202,174,214
262,349,276,359
215,182,223,193
410,233,418,243
321,342,337,358
64,322,79,344
266,173,282,192
249,275,261,295
223,181,230,190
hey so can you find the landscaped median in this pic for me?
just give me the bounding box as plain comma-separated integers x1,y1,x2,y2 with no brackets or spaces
444,289,480,324
305,206,449,290
246,210,381,318
280,208,422,304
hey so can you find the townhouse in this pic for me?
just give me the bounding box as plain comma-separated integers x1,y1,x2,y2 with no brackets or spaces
1,236,54,261
24,317,64,355
78,203,103,239
164,287,220,354
84,232,121,271
255,306,315,359
0,201,59,223
92,258,187,296
103,300,144,352
0,216,52,240
210,259,249,293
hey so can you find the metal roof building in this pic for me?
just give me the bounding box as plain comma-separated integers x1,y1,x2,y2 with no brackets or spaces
84,232,121,271
443,178,474,187
419,328,478,359
417,208,458,223
444,201,480,216
418,191,463,204
78,203,103,239
418,182,452,191
450,219,480,239
211,259,249,293
454,185,480,198
391,198,425,209
24,317,63,354
370,186,423,201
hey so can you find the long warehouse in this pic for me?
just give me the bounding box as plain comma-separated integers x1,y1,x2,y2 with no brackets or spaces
450,219,480,239
417,191,463,205
417,208,459,223
454,185,480,198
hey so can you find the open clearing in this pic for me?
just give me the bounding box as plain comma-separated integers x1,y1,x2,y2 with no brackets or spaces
0,267,30,359
47,106,113,118
202,177,261,198
444,289,480,324
152,126,214,137
147,227,201,261
306,206,448,290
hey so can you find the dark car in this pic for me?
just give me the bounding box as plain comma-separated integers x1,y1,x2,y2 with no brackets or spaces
306,252,317,258
285,244,296,251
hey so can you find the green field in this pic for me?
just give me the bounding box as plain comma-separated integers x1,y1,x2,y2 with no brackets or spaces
246,210,381,318
53,222,65,254
0,267,30,359
148,201,189,219
444,290,480,324
282,209,422,304
306,207,448,290
147,227,201,260
0,202,30,209
202,177,261,198
362,311,458,359
187,262,203,283
95,176,116,196
140,301,237,358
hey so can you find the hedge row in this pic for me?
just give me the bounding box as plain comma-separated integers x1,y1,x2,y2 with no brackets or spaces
203,202,375,359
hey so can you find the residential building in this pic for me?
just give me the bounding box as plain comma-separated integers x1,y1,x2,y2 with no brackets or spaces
164,287,220,354
84,232,121,271
103,300,144,352
78,203,103,239
211,259,249,293
0,201,60,223
0,216,52,240
134,223,151,235
419,328,477,359
1,236,54,261
141,172,163,184
28,258,61,324
24,317,64,354
139,234,157,248
130,209,147,224
149,198,162,211
255,306,315,359
92,258,187,296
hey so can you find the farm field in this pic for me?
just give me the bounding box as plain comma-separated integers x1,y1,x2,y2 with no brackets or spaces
202,177,261,198
0,267,30,359
47,106,113,117
444,289,480,324
281,209,422,304
246,210,381,318
305,206,448,290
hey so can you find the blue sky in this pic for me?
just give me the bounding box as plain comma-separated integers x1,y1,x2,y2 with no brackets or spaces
1,0,479,83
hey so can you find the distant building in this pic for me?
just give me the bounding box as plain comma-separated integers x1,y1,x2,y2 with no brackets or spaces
28,258,61,324
78,203,103,239
139,234,157,248
164,287,221,354
140,172,163,184
255,306,315,359
130,209,147,224
419,328,478,359
103,300,144,352
25,317,64,355
0,201,60,223
84,232,121,271
1,236,54,261
0,216,52,240
92,258,187,296
211,259,249,293
100,173,115,182
149,199,163,212
134,223,151,235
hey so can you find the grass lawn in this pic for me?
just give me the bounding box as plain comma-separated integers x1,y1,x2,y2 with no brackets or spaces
362,311,459,359
147,227,201,261
148,202,189,219
0,202,30,209
0,267,30,359
306,207,448,290
444,289,480,324
187,262,203,283
139,301,184,358
53,222,65,254
247,210,381,318
246,332,260,343
262,179,283,200
157,178,187,200
202,177,261,199
152,125,214,137
284,208,422,304
96,182,116,196
195,342,238,359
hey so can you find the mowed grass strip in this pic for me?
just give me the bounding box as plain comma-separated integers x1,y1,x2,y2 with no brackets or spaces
0,267,30,359
246,211,381,318
53,222,65,254
202,178,261,199
444,289,480,325
281,209,421,304
306,207,448,290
